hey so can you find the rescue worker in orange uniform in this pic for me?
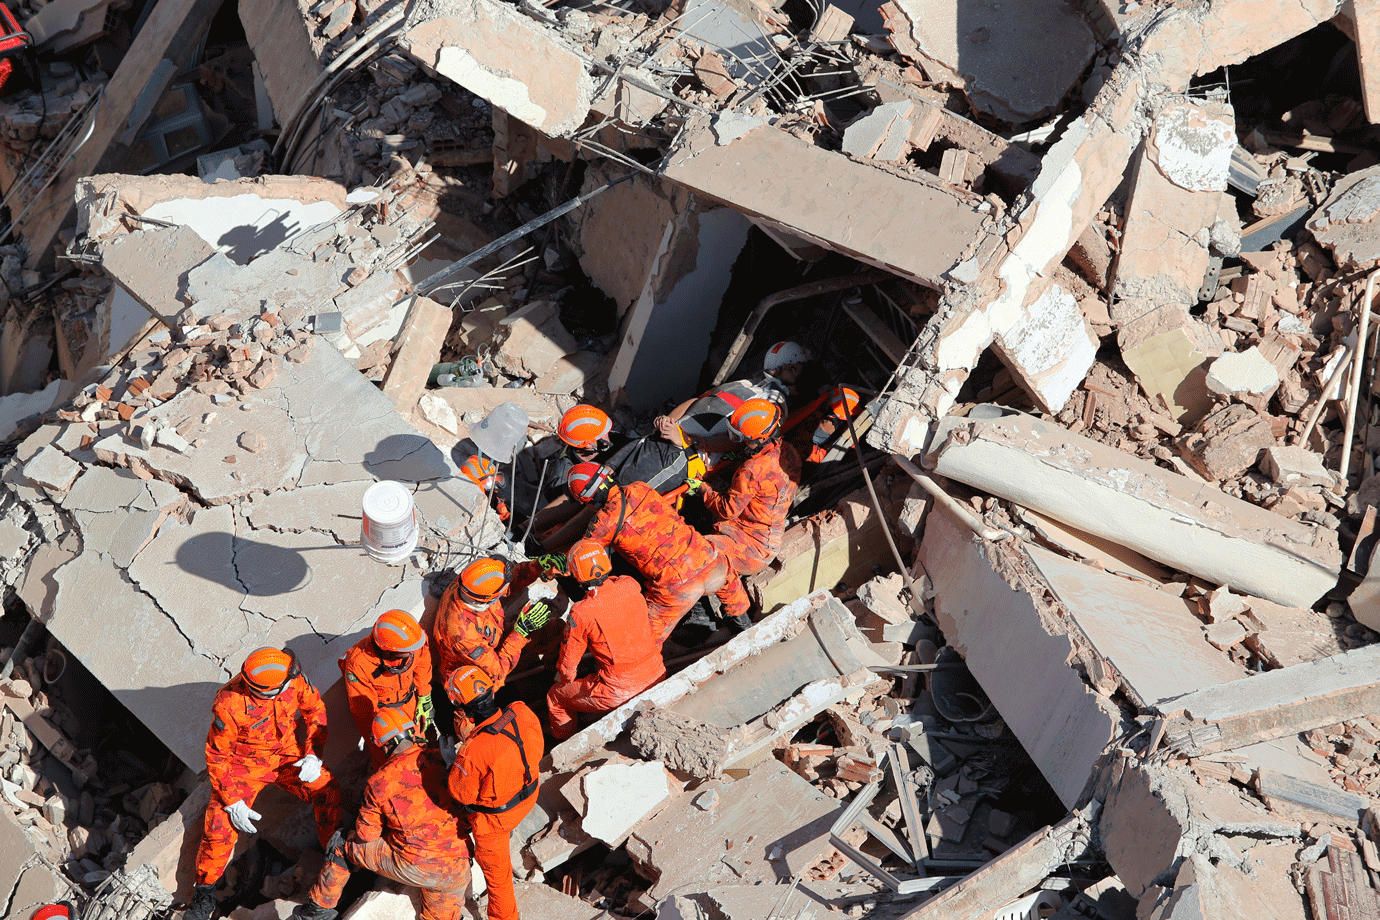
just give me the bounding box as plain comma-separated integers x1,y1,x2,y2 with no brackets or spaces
293,709,472,920
340,609,435,768
525,404,621,539
546,541,666,739
692,399,801,630
460,454,510,523
431,556,553,689
792,386,862,465
568,463,736,641
188,648,342,920
447,666,544,920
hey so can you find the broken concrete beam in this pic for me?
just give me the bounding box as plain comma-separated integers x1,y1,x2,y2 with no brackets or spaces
627,760,839,900
842,101,913,160
1099,755,1299,900
1256,769,1372,822
897,813,1090,918
920,507,1121,808
1159,644,1380,757
880,0,1094,125
79,224,215,327
877,70,1143,440
928,408,1340,607
399,0,596,137
380,295,451,410
662,113,987,289
1112,100,1235,322
550,592,862,770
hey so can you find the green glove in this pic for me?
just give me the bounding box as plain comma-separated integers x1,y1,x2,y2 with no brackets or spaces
514,600,552,638
417,693,435,733
535,553,567,575
683,478,704,496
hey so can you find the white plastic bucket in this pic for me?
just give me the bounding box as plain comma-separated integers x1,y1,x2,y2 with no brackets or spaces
361,481,417,564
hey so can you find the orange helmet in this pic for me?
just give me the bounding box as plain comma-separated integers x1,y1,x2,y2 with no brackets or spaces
558,405,612,451
445,665,494,707
567,462,613,503
242,648,297,696
459,455,503,493
372,609,425,655
370,707,416,749
456,557,510,607
568,539,612,585
826,387,861,420
729,398,782,442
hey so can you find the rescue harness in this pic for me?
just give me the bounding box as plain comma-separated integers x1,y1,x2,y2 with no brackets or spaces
464,707,537,815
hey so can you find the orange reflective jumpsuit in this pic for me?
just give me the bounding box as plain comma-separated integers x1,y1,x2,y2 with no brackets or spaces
546,575,666,739
309,744,471,920
432,583,529,688
195,673,342,885
703,440,801,577
450,702,544,920
584,482,732,641
339,636,434,768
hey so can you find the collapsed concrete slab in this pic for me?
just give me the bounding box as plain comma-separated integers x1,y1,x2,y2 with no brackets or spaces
399,0,597,137
920,506,1122,808
626,760,839,901
1025,547,1250,709
881,0,1095,125
1112,99,1235,323
927,408,1341,607
662,114,990,289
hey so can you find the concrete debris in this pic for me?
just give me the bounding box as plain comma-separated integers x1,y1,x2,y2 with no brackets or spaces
579,760,677,844
628,707,729,780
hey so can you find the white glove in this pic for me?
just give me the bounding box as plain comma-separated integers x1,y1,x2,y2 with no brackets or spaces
294,754,323,784
225,799,261,834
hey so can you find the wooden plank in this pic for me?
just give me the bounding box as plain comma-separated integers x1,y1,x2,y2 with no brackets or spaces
20,0,228,267
890,743,928,867
841,296,908,364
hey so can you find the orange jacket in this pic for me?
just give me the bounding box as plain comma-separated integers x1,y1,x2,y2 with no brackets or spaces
449,702,544,837
702,440,801,566
585,482,716,586
339,636,434,742
205,673,327,799
355,743,470,866
557,575,664,695
432,581,529,686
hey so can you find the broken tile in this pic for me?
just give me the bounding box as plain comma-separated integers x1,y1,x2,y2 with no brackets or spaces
22,446,80,493
580,760,675,844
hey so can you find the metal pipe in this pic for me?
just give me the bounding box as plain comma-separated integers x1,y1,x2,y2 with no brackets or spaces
417,173,635,298
893,455,1010,543
1295,344,1355,448
1341,270,1379,483
843,410,931,621
712,269,893,386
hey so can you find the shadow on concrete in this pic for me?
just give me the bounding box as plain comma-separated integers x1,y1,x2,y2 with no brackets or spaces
175,532,345,597
365,433,451,484
217,209,299,264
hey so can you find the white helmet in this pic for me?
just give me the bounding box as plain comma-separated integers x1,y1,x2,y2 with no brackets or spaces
764,341,811,372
